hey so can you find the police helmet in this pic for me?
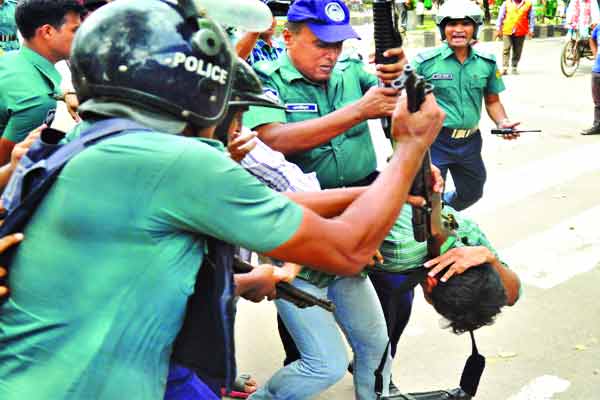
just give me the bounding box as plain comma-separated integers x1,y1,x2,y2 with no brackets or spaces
71,0,235,128
214,58,283,144
435,0,483,40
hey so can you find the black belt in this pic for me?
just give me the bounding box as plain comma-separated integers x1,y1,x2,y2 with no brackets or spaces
0,34,17,42
441,126,479,139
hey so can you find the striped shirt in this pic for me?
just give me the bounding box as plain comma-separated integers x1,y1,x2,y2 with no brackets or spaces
247,38,284,66
377,204,502,273
240,135,320,192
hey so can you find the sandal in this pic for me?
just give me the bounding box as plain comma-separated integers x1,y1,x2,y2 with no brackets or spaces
221,373,257,399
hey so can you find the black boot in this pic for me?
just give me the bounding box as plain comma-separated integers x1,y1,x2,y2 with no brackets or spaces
581,125,600,135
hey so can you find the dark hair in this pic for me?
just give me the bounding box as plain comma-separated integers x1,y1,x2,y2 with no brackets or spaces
83,0,109,12
429,263,507,335
15,0,85,39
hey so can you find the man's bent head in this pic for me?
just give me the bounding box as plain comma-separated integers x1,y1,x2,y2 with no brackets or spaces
428,263,507,334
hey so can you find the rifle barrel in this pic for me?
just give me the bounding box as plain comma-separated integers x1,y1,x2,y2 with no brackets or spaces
232,257,335,313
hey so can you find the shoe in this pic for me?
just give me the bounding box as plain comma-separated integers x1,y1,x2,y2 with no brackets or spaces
580,125,600,135
502,69,508,75
511,67,519,74
389,380,402,396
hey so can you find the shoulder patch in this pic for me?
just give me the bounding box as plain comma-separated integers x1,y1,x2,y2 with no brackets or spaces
253,60,280,77
262,87,280,102
473,49,497,63
414,47,442,64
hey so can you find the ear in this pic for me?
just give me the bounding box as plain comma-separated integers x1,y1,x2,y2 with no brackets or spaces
36,24,56,41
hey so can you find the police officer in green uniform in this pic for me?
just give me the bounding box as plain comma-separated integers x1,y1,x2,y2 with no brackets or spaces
413,0,521,211
0,0,18,55
244,0,405,190
0,0,83,165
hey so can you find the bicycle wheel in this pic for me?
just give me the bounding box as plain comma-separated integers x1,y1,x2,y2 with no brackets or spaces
561,39,580,77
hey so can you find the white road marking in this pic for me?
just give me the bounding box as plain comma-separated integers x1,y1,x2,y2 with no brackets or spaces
508,375,571,400
499,205,600,289
465,141,600,218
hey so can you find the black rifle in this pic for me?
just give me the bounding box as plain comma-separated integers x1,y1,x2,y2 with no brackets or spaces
490,128,541,135
391,66,456,258
232,256,336,313
373,0,403,140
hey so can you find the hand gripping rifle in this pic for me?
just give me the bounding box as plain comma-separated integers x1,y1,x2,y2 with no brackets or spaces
232,256,336,313
373,0,403,140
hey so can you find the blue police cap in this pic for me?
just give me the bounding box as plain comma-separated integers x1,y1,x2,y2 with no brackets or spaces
287,0,360,43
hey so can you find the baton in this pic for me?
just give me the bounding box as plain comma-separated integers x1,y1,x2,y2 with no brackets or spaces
491,128,542,135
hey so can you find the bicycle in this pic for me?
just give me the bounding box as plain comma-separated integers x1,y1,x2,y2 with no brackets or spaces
561,27,595,77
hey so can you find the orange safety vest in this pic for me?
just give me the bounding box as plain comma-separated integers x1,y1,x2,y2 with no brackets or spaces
502,0,532,36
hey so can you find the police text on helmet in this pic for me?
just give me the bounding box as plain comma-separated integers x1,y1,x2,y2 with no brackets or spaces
168,52,228,85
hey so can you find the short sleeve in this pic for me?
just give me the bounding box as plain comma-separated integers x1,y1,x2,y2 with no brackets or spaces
151,143,304,253
2,95,56,143
485,64,506,95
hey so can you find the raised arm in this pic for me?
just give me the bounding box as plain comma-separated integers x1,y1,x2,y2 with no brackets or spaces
266,94,445,274
256,86,399,155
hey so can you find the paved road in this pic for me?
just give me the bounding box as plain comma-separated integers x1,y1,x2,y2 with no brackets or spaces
233,37,600,400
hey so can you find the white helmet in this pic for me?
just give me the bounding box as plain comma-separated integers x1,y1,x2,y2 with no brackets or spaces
435,0,484,40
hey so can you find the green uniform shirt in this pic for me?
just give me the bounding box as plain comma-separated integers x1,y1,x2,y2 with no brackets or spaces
0,116,303,399
244,53,378,189
378,204,502,273
0,0,18,53
412,44,505,129
0,46,61,142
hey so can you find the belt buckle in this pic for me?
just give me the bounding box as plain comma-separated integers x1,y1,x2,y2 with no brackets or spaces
451,128,473,139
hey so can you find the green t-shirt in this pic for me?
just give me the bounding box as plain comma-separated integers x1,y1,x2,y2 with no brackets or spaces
412,44,505,130
0,122,303,399
243,53,378,189
0,0,18,53
378,204,502,273
0,46,61,142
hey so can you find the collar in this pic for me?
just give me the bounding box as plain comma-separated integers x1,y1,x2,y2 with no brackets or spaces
195,137,226,152
440,43,456,60
78,98,187,135
20,46,62,90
